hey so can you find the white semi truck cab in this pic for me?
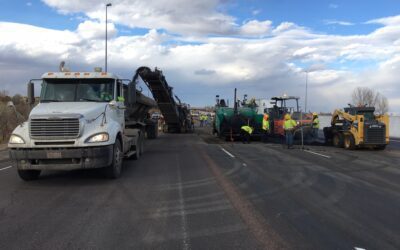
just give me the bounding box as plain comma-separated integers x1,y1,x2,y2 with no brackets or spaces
8,70,158,181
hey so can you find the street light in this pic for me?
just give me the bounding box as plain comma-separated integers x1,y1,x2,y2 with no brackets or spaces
300,69,309,150
304,70,308,113
105,3,112,72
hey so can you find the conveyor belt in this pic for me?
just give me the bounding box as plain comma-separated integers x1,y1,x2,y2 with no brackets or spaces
133,67,191,133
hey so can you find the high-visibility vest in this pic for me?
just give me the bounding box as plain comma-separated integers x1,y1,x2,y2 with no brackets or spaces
283,119,297,130
241,125,253,134
101,92,112,101
262,114,269,131
313,118,320,129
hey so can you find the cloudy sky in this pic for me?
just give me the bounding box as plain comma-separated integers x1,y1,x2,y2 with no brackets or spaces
1,0,400,112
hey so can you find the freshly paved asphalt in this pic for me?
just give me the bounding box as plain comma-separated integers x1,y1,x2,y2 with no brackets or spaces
0,129,399,249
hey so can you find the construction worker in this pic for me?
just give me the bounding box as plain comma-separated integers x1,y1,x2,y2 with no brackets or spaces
262,113,270,142
199,114,204,127
283,114,297,149
312,112,320,142
240,124,253,144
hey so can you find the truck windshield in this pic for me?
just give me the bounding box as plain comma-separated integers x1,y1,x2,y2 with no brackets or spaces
358,111,374,121
41,79,114,102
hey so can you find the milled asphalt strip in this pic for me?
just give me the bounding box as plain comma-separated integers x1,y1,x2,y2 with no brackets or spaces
0,166,12,171
199,145,287,249
176,154,191,250
220,147,235,158
303,150,331,159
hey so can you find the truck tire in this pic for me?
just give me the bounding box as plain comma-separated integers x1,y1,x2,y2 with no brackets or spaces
344,134,356,150
104,139,123,179
17,169,41,181
333,133,344,148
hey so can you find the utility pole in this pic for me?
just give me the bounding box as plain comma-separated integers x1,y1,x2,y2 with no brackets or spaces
105,3,112,72
301,70,309,150
305,70,308,113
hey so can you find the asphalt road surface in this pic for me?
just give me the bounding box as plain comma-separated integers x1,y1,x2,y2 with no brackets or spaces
0,129,399,250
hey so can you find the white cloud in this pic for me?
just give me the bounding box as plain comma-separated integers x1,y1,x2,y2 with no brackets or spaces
2,11,400,111
293,47,318,57
77,20,116,40
329,3,338,9
366,15,400,25
26,2,32,6
324,20,354,26
42,0,238,36
239,20,272,37
252,9,261,16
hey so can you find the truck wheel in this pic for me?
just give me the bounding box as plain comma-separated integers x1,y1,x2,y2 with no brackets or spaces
344,134,356,150
333,133,344,148
17,169,41,181
104,139,122,179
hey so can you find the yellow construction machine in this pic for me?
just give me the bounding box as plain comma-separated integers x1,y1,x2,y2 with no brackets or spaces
323,106,389,150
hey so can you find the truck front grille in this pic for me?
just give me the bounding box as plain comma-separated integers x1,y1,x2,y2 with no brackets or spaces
364,127,386,144
30,118,80,139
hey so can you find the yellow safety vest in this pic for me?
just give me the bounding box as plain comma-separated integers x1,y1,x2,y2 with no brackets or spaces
262,114,269,131
283,119,297,130
241,125,253,134
313,118,320,129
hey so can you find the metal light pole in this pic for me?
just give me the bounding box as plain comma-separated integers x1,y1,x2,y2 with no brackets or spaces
301,70,309,150
105,3,112,72
305,70,308,113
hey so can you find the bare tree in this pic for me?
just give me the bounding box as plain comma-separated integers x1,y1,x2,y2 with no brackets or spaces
0,90,31,142
376,94,389,115
351,87,389,115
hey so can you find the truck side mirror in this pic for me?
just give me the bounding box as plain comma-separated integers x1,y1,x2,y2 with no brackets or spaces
127,81,136,105
27,82,35,106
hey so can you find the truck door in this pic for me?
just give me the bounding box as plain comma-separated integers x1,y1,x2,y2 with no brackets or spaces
116,80,125,128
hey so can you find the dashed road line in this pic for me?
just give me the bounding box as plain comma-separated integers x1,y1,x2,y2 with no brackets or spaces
0,166,12,171
303,150,331,159
220,147,235,158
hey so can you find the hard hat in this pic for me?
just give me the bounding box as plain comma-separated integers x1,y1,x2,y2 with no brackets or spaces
284,114,291,120
313,112,318,116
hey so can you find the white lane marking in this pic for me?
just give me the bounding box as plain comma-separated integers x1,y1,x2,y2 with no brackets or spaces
242,163,247,167
220,147,235,158
303,150,331,159
0,166,12,171
354,247,366,250
176,155,190,250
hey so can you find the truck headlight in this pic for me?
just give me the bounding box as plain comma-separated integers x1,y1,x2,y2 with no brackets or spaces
9,134,25,144
85,133,109,143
